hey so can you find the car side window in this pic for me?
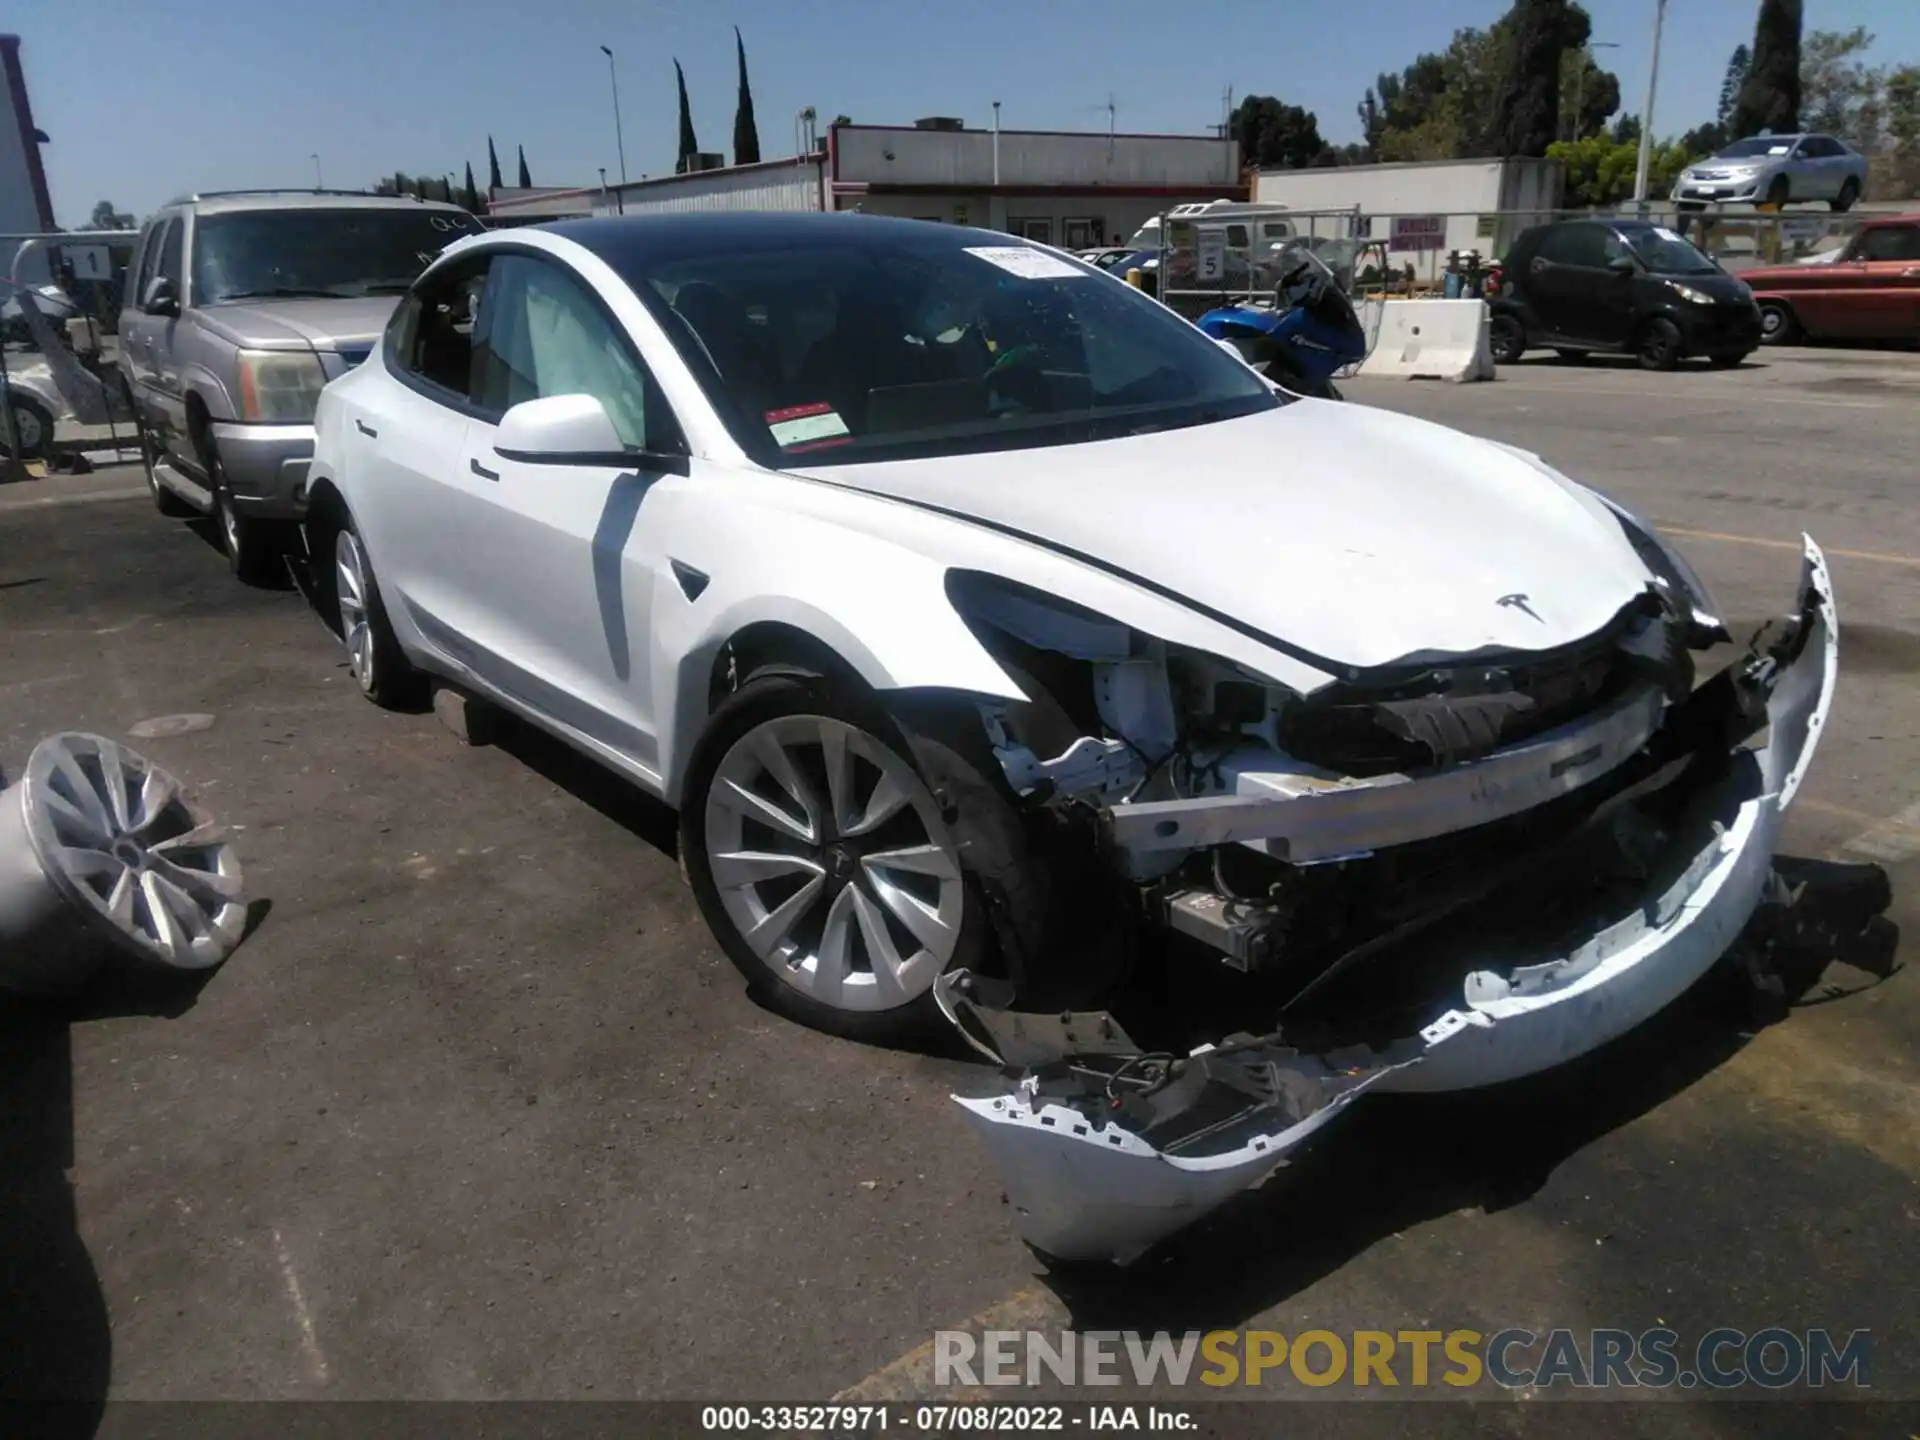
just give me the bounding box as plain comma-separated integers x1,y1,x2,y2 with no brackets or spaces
1535,225,1606,269
471,253,669,451
390,255,492,401
157,221,184,290
1857,227,1920,263
129,222,163,302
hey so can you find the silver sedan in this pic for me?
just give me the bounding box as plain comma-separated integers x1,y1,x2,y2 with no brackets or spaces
1672,133,1868,212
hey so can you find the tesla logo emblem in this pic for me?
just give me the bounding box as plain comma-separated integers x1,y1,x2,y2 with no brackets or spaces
1497,593,1544,622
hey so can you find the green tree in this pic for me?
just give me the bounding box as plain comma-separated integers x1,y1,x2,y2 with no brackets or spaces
517,145,532,188
462,162,482,213
487,137,503,191
1719,44,1752,127
1496,0,1589,158
88,199,133,229
1560,45,1621,140
1880,64,1920,198
1800,27,1882,149
1547,133,1695,206
732,27,761,166
1231,95,1326,170
1610,112,1642,146
1731,0,1804,138
674,59,700,173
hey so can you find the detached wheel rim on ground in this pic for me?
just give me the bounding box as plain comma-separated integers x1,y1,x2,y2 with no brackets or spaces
702,714,965,1014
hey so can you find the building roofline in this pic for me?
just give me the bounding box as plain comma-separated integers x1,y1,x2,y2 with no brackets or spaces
834,121,1232,144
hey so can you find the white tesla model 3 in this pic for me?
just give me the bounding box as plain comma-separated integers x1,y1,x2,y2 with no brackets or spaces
305,213,1837,1258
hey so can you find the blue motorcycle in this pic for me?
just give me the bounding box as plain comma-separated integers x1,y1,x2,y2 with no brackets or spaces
1195,248,1368,401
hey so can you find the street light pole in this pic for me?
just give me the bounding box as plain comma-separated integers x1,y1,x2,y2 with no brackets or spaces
600,45,628,187
1631,0,1668,206
311,153,323,188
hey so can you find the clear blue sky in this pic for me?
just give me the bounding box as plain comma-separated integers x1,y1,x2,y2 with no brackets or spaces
14,0,1918,227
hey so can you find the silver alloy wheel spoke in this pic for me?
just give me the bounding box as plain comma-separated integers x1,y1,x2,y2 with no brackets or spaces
335,531,373,687
19,733,247,971
710,848,823,889
704,714,965,1013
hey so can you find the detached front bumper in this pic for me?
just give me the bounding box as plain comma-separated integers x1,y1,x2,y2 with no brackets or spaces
941,538,1838,1265
208,421,315,519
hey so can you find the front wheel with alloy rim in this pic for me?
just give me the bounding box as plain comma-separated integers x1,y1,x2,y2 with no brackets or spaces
332,520,425,709
681,675,989,1042
1636,317,1684,371
207,444,283,586
1488,313,1525,365
2,396,53,460
1758,300,1801,345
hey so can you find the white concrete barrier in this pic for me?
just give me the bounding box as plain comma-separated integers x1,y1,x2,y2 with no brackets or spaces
1356,299,1495,383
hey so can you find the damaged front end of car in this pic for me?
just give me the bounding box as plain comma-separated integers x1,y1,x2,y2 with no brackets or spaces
937,537,1838,1266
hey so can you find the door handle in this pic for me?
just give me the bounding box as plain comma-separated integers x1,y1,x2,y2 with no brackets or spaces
355,419,378,438
469,458,499,481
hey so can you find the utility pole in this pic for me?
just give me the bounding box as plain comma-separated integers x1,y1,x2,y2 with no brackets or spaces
600,45,628,185
1632,0,1668,206
311,153,323,188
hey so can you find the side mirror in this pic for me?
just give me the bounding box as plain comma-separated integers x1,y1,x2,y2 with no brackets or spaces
1607,255,1637,276
142,276,179,316
493,393,688,473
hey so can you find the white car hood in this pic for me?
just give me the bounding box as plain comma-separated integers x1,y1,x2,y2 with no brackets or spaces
793,402,1655,671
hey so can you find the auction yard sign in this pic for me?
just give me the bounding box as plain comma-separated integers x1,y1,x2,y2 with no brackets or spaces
1390,215,1448,251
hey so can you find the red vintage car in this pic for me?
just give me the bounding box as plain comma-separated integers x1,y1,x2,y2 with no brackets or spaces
1743,214,1920,344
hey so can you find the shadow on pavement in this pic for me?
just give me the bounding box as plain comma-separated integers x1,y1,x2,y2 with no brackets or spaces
483,708,680,862
1037,857,1898,1330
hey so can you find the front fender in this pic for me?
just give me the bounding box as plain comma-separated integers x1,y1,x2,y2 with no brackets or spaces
649,491,1024,805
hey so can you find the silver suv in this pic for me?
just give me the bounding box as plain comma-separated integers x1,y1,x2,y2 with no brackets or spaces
119,190,479,582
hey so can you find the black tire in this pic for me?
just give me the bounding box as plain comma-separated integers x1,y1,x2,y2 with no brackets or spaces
1489,312,1526,365
679,670,1001,1043
325,509,426,710
1831,178,1860,213
1636,317,1683,372
1758,300,1801,346
2,396,54,461
1764,175,1790,209
134,405,195,517
1553,348,1590,363
206,441,284,587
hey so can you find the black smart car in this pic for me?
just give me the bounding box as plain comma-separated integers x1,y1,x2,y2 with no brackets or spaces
1489,219,1762,370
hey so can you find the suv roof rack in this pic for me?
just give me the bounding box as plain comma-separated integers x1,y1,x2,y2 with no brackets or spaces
162,187,425,206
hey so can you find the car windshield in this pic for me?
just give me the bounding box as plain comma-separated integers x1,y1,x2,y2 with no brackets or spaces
1623,226,1720,276
1716,137,1798,159
621,228,1280,467
192,207,481,303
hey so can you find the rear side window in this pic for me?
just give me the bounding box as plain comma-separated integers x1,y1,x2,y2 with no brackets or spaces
129,222,163,301
1857,226,1920,262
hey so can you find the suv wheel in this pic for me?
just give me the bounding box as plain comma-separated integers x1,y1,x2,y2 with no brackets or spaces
1831,178,1860,213
207,442,283,587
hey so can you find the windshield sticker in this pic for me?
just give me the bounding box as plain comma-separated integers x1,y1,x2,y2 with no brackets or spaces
964,246,1086,280
1653,227,1684,243
766,402,851,448
1768,144,1791,155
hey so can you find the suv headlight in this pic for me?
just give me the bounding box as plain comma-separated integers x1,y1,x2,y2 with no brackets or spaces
1668,282,1716,306
235,349,326,422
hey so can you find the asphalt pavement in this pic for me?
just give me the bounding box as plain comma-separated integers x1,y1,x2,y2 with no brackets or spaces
0,345,1915,1435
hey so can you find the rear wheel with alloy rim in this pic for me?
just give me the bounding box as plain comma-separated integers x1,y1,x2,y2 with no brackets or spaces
332,521,424,709
681,675,990,1041
2,395,53,460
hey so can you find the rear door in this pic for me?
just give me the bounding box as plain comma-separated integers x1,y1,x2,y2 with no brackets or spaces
445,250,691,777
119,219,164,418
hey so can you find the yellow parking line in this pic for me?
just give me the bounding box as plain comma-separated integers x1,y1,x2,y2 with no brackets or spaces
1654,525,1920,569
833,1287,1067,1403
